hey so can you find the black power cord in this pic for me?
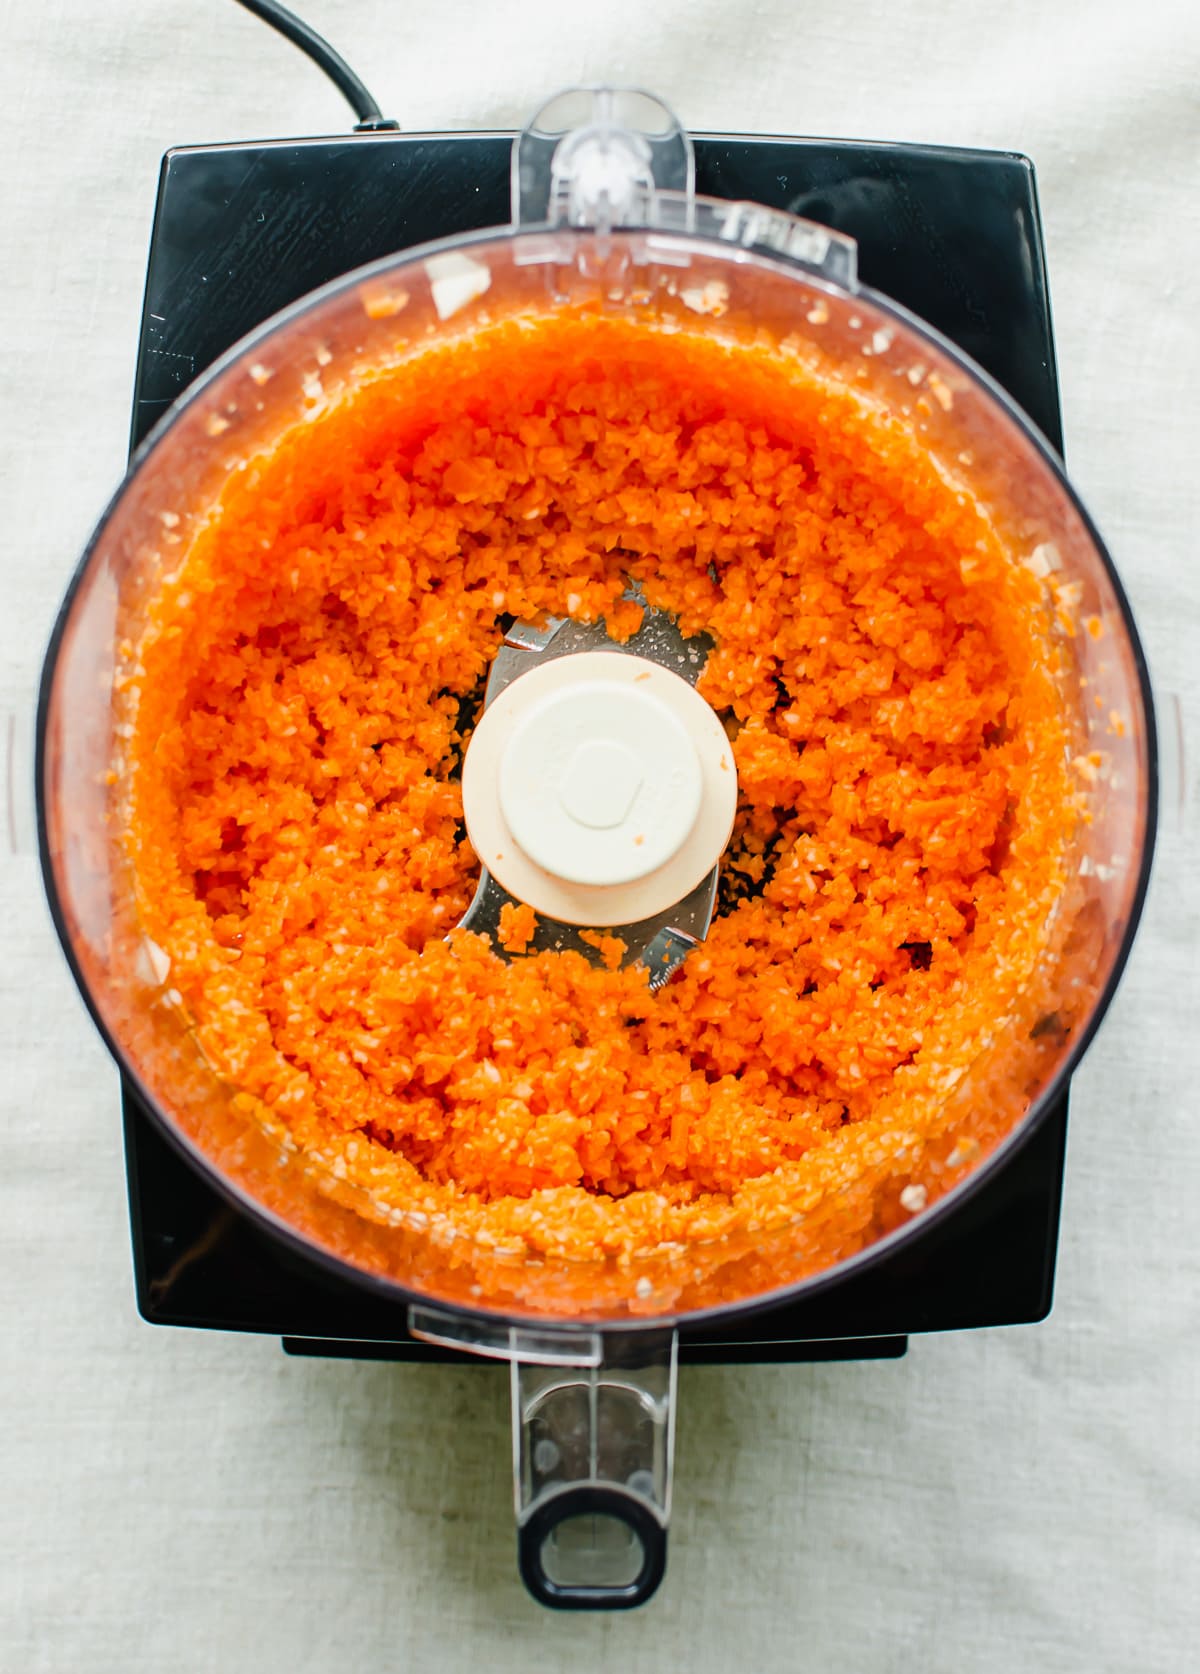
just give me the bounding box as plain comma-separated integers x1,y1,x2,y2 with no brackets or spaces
231,0,399,130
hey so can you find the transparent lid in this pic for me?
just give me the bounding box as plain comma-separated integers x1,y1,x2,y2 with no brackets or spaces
39,90,1155,1327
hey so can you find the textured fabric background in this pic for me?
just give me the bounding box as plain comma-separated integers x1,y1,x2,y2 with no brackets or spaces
1,2,1197,1668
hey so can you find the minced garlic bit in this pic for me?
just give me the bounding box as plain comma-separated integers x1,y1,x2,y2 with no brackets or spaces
425,252,491,321
865,327,893,356
1023,542,1062,580
926,372,954,411
680,279,730,317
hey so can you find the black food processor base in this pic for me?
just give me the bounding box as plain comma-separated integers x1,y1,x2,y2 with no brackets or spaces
123,127,1069,1364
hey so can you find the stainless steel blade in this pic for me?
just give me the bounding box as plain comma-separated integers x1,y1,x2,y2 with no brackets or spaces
456,595,722,985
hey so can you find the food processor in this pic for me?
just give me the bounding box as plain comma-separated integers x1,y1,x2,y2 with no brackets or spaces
36,48,1155,1609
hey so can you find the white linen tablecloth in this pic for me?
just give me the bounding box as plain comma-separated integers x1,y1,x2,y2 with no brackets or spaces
1,1,1197,1668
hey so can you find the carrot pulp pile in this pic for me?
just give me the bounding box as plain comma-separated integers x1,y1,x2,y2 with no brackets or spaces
125,311,1076,1263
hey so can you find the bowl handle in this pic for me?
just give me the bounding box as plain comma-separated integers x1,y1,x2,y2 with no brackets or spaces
511,1328,677,1609
409,1307,677,1608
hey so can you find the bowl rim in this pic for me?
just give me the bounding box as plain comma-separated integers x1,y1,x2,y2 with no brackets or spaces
36,218,1159,1336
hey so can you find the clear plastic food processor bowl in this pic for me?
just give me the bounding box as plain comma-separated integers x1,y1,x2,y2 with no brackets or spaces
38,89,1155,1606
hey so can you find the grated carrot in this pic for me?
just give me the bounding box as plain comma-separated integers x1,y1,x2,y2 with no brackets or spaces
497,900,536,955
578,929,629,971
125,311,1076,1263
